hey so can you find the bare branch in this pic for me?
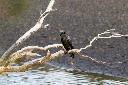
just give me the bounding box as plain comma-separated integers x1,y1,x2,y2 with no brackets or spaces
0,50,64,73
0,0,56,62
0,28,127,73
79,29,128,52
0,0,127,73
4,44,64,67
68,29,128,65
44,44,65,50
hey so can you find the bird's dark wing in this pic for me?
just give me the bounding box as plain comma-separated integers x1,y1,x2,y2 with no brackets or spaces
67,36,74,49
67,36,74,58
60,34,74,58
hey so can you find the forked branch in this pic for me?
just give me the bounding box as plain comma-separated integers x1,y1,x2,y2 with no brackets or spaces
0,0,128,73
0,29,128,73
0,0,55,63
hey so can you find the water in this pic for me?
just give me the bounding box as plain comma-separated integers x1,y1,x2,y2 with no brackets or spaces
0,63,128,85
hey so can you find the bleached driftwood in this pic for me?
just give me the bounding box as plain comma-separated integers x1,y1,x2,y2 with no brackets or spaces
0,44,64,73
0,0,128,74
0,29,128,73
0,0,55,63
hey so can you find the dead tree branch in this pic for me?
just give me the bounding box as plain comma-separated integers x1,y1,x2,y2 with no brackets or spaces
0,50,64,73
0,29,127,73
0,0,128,73
4,44,64,67
79,29,128,52
0,44,63,73
0,44,64,73
0,0,55,63
68,29,128,65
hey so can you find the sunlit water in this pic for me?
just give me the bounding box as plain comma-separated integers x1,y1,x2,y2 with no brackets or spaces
0,63,128,85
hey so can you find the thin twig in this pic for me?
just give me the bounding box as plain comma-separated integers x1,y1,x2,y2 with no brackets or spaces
79,29,128,52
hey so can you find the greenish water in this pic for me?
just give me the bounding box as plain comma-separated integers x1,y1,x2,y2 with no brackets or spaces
0,63,128,85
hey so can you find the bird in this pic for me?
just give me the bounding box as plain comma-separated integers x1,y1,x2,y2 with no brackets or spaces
60,30,74,58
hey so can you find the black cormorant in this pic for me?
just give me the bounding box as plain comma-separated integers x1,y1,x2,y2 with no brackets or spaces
60,30,74,58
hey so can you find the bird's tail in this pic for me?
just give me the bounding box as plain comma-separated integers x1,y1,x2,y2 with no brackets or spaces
70,53,74,58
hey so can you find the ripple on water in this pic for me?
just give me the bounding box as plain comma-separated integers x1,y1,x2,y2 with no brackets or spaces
0,64,128,85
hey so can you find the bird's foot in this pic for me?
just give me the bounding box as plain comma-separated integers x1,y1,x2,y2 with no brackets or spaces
64,50,68,54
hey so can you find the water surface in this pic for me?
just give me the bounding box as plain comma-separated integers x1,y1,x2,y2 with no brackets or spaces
0,63,128,85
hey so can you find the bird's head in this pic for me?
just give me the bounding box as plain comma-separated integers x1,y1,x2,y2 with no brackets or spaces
60,30,66,36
